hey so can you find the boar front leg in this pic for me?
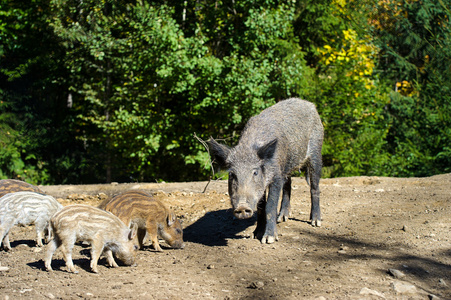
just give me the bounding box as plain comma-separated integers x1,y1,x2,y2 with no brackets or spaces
0,224,12,251
149,233,163,252
103,249,119,268
253,193,266,241
261,178,283,244
1,234,11,251
254,178,282,244
35,217,48,247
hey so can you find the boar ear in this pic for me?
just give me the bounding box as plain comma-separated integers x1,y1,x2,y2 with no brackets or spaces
128,223,138,240
207,137,231,167
167,212,176,227
257,139,278,160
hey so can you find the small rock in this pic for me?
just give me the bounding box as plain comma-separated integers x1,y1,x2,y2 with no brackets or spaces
402,225,408,232
388,268,405,279
338,250,347,254
0,266,9,272
360,287,386,298
391,281,417,294
47,293,55,299
248,281,264,289
438,278,447,287
428,294,440,300
33,247,43,253
207,264,214,269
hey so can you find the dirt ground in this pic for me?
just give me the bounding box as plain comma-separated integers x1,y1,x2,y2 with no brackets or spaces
0,174,450,299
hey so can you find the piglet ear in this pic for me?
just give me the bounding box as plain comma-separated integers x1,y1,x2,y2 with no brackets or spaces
257,139,278,160
167,212,176,227
207,138,231,167
128,223,138,240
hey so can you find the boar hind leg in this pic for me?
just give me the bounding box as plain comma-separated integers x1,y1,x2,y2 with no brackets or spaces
277,176,292,223
89,241,104,273
307,157,322,227
137,228,147,250
61,238,78,273
45,237,64,271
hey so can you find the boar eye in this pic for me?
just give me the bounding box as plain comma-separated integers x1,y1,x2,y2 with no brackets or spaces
229,171,236,179
253,170,259,176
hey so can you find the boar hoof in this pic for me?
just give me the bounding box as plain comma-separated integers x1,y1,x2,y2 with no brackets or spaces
153,243,163,252
261,235,278,244
277,214,290,223
311,219,321,227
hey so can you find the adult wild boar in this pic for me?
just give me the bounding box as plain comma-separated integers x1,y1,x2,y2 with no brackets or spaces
208,98,324,244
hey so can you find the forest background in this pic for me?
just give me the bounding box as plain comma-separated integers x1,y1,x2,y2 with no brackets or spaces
0,0,450,184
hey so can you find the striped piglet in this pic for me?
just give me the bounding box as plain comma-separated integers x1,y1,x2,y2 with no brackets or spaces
0,191,63,250
99,190,184,252
0,179,44,198
45,205,138,273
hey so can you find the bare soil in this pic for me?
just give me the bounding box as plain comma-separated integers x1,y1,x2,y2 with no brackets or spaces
0,174,450,299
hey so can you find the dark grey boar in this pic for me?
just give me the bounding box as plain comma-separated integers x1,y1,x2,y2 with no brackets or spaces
45,205,138,273
0,191,63,250
208,98,323,244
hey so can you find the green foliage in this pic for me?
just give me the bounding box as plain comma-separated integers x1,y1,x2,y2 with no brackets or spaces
0,96,49,183
370,0,451,176
47,0,311,182
294,0,391,177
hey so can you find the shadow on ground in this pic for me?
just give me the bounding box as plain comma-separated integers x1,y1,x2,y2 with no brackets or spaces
183,209,256,246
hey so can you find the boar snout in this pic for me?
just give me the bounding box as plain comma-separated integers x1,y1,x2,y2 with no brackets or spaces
120,256,135,266
233,205,254,219
171,241,185,249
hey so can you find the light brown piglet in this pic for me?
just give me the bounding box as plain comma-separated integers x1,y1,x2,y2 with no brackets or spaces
99,190,184,252
45,204,138,273
0,179,44,198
